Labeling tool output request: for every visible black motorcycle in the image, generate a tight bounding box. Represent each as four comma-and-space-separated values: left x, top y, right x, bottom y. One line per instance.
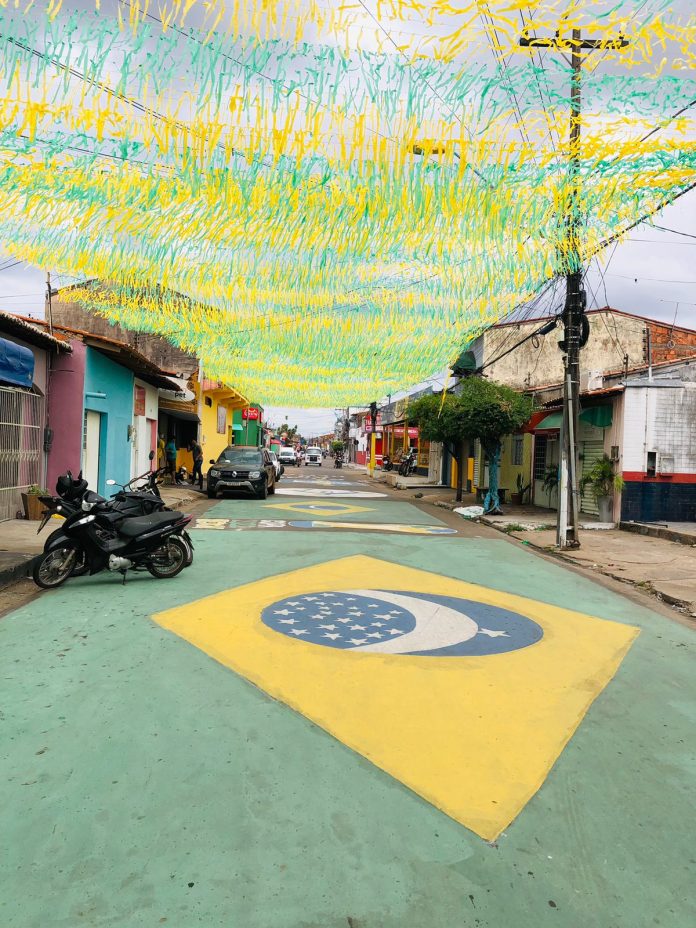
334, 454, 343, 469
398, 449, 417, 477
38, 464, 193, 569
33, 501, 193, 589
382, 453, 393, 472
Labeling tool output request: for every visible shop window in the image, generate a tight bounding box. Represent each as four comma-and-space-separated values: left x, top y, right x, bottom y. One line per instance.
533, 436, 547, 480
512, 435, 524, 466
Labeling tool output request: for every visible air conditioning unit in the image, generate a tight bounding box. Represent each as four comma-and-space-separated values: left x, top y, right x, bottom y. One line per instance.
580, 369, 604, 392
658, 453, 674, 476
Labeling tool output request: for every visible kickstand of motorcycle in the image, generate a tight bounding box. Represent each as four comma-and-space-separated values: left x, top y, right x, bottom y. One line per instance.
120, 569, 128, 585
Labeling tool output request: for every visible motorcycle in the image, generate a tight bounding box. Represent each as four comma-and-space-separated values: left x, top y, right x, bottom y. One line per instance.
33, 500, 193, 589
37, 461, 193, 572
334, 454, 343, 469
382, 453, 393, 472
398, 449, 417, 477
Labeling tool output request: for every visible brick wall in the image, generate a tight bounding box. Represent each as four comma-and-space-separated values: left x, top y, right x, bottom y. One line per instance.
51, 296, 198, 377
647, 319, 696, 364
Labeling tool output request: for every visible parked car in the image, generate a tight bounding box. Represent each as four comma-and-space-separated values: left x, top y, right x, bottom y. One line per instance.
278, 447, 298, 468
269, 451, 283, 481
305, 446, 322, 466
207, 446, 276, 499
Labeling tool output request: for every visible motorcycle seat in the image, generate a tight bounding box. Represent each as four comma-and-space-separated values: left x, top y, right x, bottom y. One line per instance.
117, 512, 182, 537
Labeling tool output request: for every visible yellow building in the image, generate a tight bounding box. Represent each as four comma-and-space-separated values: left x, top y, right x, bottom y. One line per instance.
197, 378, 248, 465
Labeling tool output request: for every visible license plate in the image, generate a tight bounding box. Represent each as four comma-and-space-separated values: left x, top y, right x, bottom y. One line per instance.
223, 481, 245, 487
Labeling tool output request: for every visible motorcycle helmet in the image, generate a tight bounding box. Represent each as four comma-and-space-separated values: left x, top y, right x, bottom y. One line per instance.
56, 471, 88, 500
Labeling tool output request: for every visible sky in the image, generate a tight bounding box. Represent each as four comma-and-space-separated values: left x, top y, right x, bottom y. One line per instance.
1, 0, 694, 434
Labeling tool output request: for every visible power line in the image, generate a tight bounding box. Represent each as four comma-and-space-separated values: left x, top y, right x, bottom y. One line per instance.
648, 223, 696, 241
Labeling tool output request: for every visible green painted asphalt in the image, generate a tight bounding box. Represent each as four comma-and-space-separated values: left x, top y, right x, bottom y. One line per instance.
207, 496, 447, 525
1, 526, 694, 928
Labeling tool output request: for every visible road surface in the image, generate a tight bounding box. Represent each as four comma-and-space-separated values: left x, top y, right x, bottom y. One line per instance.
1, 467, 694, 927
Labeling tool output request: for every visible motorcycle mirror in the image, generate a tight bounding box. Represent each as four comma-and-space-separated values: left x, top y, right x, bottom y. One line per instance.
149, 450, 155, 460
209, 459, 215, 465
106, 479, 117, 486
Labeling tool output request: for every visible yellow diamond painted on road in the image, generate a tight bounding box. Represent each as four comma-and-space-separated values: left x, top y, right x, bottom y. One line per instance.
268, 501, 374, 517
153, 556, 639, 841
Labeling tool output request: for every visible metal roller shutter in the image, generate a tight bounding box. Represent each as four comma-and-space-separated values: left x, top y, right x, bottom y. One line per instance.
580, 440, 604, 516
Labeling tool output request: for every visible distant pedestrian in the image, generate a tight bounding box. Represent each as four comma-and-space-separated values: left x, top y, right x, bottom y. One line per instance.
165, 436, 178, 484
157, 433, 166, 469
188, 439, 204, 489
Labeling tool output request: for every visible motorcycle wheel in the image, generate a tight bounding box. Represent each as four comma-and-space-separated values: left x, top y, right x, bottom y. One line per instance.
33, 544, 79, 589
147, 536, 188, 579
178, 534, 194, 566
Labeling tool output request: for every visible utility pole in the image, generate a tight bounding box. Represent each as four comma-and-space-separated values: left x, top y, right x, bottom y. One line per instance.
519, 28, 627, 549
45, 271, 54, 336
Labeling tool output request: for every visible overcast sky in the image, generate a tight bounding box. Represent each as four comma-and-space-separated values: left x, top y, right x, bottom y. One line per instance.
1, 0, 694, 435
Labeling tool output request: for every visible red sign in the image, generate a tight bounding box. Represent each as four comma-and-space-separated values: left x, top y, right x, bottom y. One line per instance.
391, 427, 419, 438
242, 407, 260, 420
134, 386, 146, 417
365, 413, 382, 432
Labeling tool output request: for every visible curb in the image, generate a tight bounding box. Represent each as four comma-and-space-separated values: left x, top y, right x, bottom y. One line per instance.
620, 521, 696, 548
476, 516, 696, 616
0, 553, 40, 590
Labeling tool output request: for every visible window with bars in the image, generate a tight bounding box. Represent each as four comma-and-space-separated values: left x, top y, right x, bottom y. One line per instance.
512, 434, 524, 466
533, 435, 547, 480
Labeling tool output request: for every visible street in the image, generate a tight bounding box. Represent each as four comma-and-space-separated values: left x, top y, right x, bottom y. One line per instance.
1, 467, 693, 928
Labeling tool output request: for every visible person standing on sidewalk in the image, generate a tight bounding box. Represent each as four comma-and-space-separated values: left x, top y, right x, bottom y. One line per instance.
188, 439, 204, 489
165, 436, 179, 484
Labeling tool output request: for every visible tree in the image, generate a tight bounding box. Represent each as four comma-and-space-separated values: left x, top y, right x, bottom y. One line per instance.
408, 393, 471, 502
409, 379, 533, 510
276, 422, 300, 444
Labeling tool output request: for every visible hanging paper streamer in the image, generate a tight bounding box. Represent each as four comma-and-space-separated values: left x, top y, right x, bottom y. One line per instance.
0, 1, 694, 404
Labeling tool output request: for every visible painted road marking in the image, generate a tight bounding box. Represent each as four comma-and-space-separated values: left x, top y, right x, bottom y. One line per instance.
154, 555, 639, 842
191, 518, 455, 535
288, 520, 457, 535
262, 590, 541, 655
268, 501, 375, 516
275, 487, 386, 498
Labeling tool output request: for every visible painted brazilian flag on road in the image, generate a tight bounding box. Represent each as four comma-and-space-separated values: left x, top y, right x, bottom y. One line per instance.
155, 556, 638, 840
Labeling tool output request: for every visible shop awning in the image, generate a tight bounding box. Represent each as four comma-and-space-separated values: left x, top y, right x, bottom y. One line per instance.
580, 405, 613, 428
535, 411, 563, 430
160, 407, 200, 423
0, 337, 34, 388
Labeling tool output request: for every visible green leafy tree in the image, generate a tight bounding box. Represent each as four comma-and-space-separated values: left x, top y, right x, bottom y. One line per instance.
408, 393, 471, 502
276, 422, 300, 444
409, 380, 533, 510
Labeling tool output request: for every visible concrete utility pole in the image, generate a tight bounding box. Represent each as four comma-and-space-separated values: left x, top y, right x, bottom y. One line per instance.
45, 271, 54, 336
519, 28, 627, 549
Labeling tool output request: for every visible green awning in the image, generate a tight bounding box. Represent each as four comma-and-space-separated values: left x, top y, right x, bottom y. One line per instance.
580, 405, 612, 428
536, 411, 563, 430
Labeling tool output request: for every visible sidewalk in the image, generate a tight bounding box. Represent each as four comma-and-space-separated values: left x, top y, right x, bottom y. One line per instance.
0, 483, 202, 590
392, 484, 696, 615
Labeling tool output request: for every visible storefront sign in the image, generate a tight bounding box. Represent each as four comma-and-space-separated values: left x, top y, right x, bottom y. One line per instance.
365, 413, 382, 432
242, 407, 260, 420
133, 386, 146, 417
390, 426, 419, 438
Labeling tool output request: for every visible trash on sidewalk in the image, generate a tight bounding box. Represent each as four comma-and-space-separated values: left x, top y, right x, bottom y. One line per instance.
454, 505, 485, 520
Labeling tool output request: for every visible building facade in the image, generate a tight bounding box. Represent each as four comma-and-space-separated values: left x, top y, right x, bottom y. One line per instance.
0, 312, 71, 521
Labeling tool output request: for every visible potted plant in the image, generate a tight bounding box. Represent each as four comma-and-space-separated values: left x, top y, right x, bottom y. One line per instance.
542, 465, 559, 509
510, 472, 531, 505
580, 454, 624, 523
21, 485, 50, 521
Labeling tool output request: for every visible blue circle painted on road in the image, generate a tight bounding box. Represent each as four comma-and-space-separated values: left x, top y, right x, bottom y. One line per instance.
261, 590, 543, 656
